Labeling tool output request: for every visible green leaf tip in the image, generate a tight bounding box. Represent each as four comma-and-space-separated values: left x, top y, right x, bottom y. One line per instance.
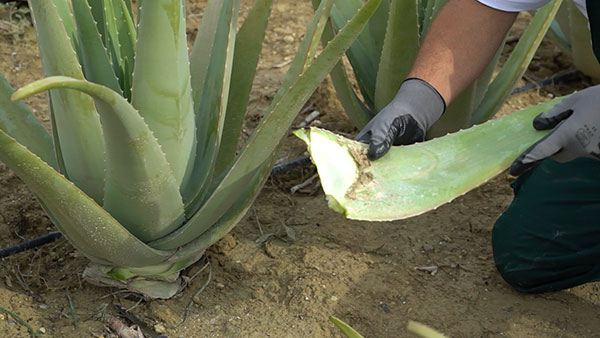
407, 321, 448, 338
11, 76, 80, 102
329, 315, 364, 338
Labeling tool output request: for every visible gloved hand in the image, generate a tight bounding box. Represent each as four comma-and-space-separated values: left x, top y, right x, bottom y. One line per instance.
510, 85, 600, 176
356, 78, 446, 160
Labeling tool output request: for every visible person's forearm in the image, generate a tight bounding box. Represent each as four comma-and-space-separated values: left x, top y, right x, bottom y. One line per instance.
407, 0, 517, 104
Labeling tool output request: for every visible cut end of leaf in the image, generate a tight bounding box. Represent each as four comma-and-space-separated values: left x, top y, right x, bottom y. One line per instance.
293, 128, 358, 211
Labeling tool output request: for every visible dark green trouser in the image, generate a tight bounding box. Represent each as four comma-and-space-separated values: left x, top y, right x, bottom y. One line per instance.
492, 158, 600, 293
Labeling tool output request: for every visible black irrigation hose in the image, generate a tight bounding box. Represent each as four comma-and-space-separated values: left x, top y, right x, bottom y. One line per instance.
270, 155, 312, 175
0, 231, 61, 258
0, 71, 584, 258
510, 70, 581, 95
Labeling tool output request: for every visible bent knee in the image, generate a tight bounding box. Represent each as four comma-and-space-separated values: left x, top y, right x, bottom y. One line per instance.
492, 225, 600, 293
493, 255, 540, 293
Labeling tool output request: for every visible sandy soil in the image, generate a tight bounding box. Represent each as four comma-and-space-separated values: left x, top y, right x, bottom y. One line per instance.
0, 1, 599, 337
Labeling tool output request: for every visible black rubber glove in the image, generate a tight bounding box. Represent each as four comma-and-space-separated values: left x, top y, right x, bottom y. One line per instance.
510, 85, 600, 176
356, 78, 446, 160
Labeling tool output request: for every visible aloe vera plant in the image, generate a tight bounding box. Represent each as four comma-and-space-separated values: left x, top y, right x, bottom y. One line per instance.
549, 0, 600, 79
0, 0, 381, 298
296, 97, 566, 221
317, 0, 563, 134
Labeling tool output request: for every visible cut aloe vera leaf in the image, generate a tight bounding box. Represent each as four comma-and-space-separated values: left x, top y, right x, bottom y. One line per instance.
295, 97, 565, 221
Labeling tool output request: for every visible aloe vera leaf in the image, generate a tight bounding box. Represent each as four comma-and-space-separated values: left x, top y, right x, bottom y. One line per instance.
121, 0, 135, 21
114, 0, 137, 98
88, 0, 106, 40
0, 128, 174, 267
72, 0, 122, 94
421, 0, 448, 37
14, 76, 185, 243
367, 0, 389, 64
102, 0, 136, 98
214, 0, 274, 176
547, 1, 572, 55
296, 97, 566, 221
29, 0, 106, 204
0, 74, 56, 168
102, 0, 121, 72
189, 0, 225, 106
34, 199, 111, 266
118, 0, 137, 51
83, 263, 185, 299
547, 21, 572, 54
471, 0, 563, 124
330, 6, 376, 107
274, 0, 335, 101
374, 0, 419, 112
131, 0, 196, 186
333, 0, 379, 63
566, 2, 600, 79
52, 0, 80, 57
184, 0, 329, 212
313, 0, 374, 128
407, 321, 448, 338
554, 0, 600, 79
329, 61, 374, 129
185, 0, 333, 216
313, 0, 383, 109
181, 0, 239, 210
106, 250, 202, 280
329, 316, 364, 338
84, 253, 200, 298
420, 0, 436, 35
151, 157, 262, 249
150, 0, 382, 250
166, 157, 272, 261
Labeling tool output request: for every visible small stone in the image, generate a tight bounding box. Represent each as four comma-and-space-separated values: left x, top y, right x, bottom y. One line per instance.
216, 283, 225, 289
324, 242, 340, 249
154, 324, 166, 334
331, 296, 338, 302
283, 35, 294, 43
421, 244, 434, 252
39, 327, 46, 334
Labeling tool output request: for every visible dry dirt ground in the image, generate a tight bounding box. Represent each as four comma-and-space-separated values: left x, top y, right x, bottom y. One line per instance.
0, 1, 599, 337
